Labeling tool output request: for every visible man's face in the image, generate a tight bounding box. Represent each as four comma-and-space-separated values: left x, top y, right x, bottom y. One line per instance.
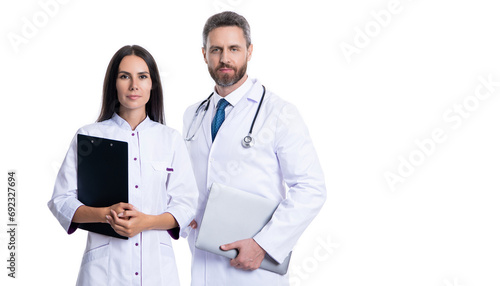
203, 26, 253, 87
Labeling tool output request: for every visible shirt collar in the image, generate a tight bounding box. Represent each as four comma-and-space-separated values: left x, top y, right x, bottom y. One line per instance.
212, 76, 253, 109
111, 113, 153, 132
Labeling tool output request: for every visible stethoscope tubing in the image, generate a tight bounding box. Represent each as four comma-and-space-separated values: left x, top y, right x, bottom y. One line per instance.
185, 85, 266, 148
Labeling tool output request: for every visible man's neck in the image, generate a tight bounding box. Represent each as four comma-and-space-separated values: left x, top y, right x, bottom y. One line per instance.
215, 74, 248, 97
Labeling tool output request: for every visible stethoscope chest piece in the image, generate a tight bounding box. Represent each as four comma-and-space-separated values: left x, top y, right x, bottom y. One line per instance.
241, 135, 255, 148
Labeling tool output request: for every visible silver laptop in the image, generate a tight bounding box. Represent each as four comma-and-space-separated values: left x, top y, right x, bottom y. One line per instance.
195, 182, 292, 275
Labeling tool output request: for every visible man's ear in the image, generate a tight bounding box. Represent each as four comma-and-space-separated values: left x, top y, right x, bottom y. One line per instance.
247, 44, 253, 61
202, 47, 208, 64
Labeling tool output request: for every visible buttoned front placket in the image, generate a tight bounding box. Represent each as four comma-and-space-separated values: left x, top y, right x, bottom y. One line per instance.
129, 130, 143, 285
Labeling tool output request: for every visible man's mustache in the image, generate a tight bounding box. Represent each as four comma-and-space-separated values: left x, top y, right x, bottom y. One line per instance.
216, 64, 236, 70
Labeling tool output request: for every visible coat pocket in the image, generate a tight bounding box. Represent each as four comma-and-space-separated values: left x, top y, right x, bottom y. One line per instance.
159, 232, 180, 285
76, 233, 110, 285
151, 160, 173, 173
149, 160, 174, 206
77, 239, 110, 286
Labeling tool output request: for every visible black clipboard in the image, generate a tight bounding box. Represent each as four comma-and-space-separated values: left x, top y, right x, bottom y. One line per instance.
77, 134, 129, 239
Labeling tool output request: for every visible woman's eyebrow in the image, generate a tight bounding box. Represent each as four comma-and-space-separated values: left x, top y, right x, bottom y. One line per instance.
118, 71, 150, 74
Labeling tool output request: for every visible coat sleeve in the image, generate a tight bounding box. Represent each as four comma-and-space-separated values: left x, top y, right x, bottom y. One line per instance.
253, 102, 327, 263
163, 131, 199, 239
47, 130, 85, 234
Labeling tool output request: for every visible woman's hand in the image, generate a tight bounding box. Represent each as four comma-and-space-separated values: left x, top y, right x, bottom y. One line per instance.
105, 207, 179, 238
108, 202, 136, 220
72, 202, 135, 224
106, 208, 151, 238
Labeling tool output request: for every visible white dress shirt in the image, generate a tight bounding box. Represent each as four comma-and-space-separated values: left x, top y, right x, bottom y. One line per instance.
48, 113, 198, 286
211, 75, 253, 120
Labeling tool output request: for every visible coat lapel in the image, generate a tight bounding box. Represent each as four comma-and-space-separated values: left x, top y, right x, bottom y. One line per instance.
201, 98, 214, 149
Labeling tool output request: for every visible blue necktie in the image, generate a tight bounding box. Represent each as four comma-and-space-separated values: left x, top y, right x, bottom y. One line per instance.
211, 98, 230, 141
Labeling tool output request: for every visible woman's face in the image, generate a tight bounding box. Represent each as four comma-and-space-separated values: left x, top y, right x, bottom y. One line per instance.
116, 55, 152, 115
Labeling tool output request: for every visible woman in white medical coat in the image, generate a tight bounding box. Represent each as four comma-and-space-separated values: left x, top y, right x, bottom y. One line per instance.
48, 45, 198, 286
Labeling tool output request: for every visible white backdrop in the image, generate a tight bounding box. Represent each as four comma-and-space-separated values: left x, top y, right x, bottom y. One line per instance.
1, 0, 500, 285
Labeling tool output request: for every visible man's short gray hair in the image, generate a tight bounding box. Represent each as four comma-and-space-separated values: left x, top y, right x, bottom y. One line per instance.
202, 11, 251, 49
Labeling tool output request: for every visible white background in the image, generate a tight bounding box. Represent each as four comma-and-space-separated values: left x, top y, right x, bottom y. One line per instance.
1, 0, 500, 285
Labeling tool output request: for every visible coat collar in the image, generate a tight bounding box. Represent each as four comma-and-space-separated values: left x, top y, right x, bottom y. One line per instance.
111, 113, 154, 132
246, 79, 265, 103
212, 76, 253, 109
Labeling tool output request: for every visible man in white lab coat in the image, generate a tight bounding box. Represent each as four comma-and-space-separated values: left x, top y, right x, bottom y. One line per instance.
183, 11, 327, 286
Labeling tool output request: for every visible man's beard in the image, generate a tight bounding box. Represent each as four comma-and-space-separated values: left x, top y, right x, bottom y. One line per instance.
208, 62, 247, 87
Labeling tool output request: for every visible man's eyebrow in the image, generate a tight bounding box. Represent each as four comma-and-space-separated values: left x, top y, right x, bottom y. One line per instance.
209, 44, 242, 49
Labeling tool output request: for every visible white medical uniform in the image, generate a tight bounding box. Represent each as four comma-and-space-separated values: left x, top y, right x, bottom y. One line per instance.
48, 113, 198, 286
183, 78, 327, 286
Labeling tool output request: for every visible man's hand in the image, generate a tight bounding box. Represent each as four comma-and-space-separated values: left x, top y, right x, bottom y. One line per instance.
189, 219, 198, 229
220, 238, 266, 271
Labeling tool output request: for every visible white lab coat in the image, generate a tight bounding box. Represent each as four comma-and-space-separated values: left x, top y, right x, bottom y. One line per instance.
183, 78, 327, 286
48, 114, 198, 286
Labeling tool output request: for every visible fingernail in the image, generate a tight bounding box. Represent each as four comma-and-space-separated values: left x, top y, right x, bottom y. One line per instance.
106, 215, 111, 220
118, 212, 123, 217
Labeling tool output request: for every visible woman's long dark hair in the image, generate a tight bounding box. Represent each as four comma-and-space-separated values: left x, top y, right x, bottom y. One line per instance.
97, 45, 165, 124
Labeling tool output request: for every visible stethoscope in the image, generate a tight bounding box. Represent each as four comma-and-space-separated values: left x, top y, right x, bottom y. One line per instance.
185, 85, 266, 148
